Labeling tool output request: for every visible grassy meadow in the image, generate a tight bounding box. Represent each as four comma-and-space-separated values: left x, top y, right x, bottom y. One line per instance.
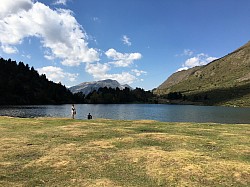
0, 116, 249, 186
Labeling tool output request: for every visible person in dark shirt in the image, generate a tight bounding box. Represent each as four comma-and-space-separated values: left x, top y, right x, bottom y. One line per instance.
87, 113, 92, 120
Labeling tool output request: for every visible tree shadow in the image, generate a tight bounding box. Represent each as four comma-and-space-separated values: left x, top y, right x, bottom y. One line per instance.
187, 82, 250, 106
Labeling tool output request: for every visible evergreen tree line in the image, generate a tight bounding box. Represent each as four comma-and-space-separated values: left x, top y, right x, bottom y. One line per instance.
0, 58, 75, 105
0, 58, 155, 105
74, 87, 155, 104
159, 92, 185, 100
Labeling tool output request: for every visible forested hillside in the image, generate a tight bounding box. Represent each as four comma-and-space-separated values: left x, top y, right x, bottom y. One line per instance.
154, 41, 250, 107
0, 58, 155, 105
0, 58, 75, 105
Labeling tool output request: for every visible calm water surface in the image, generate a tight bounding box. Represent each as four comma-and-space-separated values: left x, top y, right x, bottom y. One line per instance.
0, 104, 249, 124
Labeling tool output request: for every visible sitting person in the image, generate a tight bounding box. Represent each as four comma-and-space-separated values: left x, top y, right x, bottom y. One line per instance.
87, 113, 92, 120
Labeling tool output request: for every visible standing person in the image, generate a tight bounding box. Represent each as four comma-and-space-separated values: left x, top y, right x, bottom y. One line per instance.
71, 104, 76, 119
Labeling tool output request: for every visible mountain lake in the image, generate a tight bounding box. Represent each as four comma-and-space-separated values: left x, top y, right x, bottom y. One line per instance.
0, 104, 249, 124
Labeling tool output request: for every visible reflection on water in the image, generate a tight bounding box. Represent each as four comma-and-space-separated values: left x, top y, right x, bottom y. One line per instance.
0, 104, 249, 124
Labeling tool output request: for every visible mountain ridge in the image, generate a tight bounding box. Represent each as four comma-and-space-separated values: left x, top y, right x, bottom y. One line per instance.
154, 41, 250, 106
69, 79, 132, 95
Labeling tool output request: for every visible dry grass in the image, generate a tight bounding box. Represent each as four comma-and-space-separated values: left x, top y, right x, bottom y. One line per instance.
0, 116, 249, 186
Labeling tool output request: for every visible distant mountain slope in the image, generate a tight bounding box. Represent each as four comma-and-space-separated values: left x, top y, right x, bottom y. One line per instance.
156, 66, 202, 94
155, 41, 250, 106
69, 79, 132, 95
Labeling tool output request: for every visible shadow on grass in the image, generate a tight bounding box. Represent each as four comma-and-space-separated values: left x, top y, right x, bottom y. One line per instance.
187, 82, 250, 105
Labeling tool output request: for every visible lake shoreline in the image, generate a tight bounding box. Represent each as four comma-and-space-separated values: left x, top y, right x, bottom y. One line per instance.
0, 116, 249, 125
0, 104, 250, 124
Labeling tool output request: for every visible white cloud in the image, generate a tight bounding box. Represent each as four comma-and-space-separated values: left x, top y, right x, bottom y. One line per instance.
185, 57, 201, 67
0, 0, 146, 86
175, 49, 194, 57
177, 53, 217, 72
206, 56, 218, 62
183, 49, 194, 56
132, 69, 147, 76
105, 48, 142, 67
44, 55, 55, 61
0, 1, 99, 66
177, 67, 188, 72
0, 0, 33, 19
122, 35, 131, 46
37, 66, 78, 83
102, 72, 136, 85
53, 0, 68, 6
85, 49, 145, 84
99, 72, 137, 85
1, 45, 18, 54
85, 62, 111, 77
85, 62, 146, 85
21, 54, 31, 59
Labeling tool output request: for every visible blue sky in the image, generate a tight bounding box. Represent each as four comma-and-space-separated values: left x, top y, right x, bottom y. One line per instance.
1, 0, 250, 90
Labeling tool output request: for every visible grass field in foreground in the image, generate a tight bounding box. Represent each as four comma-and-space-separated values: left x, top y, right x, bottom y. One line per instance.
0, 117, 249, 187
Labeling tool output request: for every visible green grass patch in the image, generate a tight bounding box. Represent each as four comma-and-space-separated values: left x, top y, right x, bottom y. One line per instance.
0, 116, 249, 186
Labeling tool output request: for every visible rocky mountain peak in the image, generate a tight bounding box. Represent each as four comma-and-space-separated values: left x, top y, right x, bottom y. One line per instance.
69, 79, 133, 95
